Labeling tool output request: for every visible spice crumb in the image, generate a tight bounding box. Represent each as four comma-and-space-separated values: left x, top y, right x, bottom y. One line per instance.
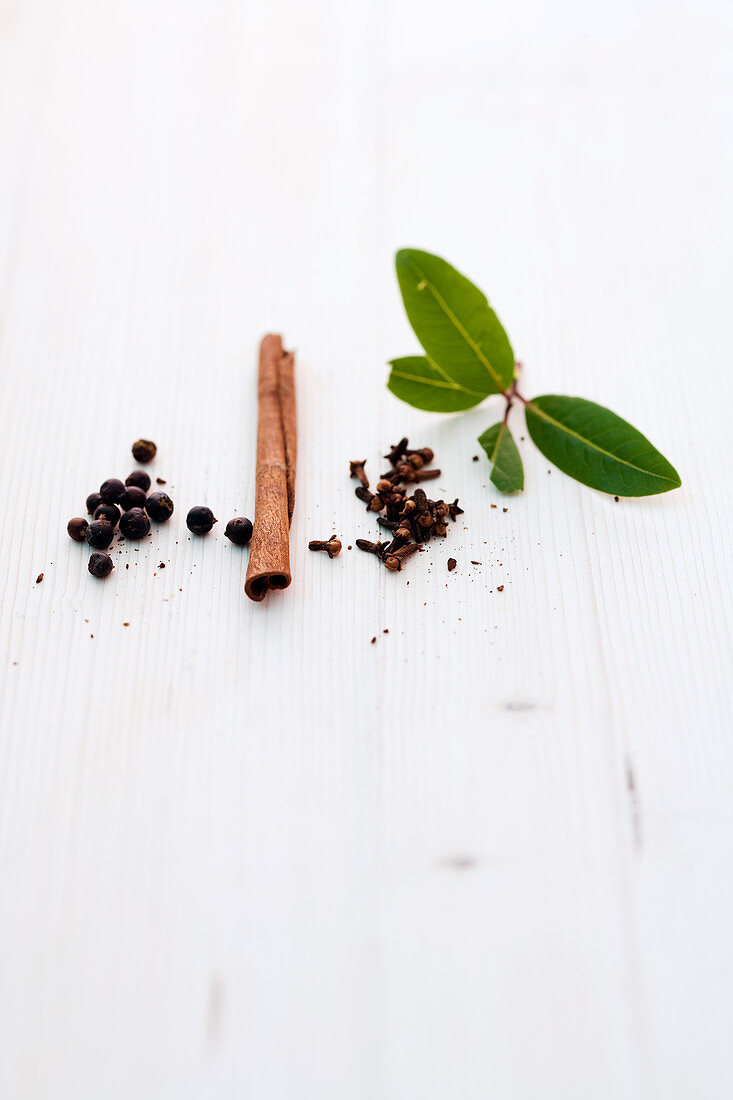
123, 622, 130, 627
614, 496, 619, 502
370, 636, 376, 644
470, 560, 481, 565
490, 504, 497, 509
503, 507, 508, 512
347, 545, 352, 550
496, 585, 504, 592
447, 558, 457, 572
35, 573, 44, 584
156, 477, 167, 485
383, 629, 389, 634
159, 562, 165, 569
472, 455, 479, 462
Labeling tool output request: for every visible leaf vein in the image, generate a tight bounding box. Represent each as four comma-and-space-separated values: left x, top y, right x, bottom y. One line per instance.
391, 370, 484, 396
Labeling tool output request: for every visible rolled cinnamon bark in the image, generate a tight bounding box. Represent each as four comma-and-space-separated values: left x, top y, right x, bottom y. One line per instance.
244, 335, 297, 602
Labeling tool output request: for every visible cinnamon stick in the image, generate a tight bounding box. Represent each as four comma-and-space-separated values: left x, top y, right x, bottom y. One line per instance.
244, 334, 297, 601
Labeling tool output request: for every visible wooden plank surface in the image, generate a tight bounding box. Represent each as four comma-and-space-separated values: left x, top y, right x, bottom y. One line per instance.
0, 1, 731, 1097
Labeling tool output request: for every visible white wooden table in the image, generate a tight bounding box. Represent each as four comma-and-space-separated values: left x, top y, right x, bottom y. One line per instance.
1, 2, 731, 1097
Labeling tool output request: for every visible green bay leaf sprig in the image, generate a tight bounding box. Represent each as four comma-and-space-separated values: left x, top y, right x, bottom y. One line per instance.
388, 248, 681, 498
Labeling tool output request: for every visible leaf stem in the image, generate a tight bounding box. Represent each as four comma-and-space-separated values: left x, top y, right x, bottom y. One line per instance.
502, 363, 528, 421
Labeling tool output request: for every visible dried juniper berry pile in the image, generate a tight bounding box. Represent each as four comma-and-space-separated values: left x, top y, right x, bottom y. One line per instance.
65, 437, 250, 586
67, 439, 173, 579
351, 437, 463, 572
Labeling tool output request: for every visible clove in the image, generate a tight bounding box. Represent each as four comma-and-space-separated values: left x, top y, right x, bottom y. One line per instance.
448, 498, 464, 521
354, 486, 376, 508
384, 437, 409, 465
384, 544, 422, 571
308, 537, 342, 559
349, 460, 369, 488
356, 539, 388, 558
349, 440, 463, 576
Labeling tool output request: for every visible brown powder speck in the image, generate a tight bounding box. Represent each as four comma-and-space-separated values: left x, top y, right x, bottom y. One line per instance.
490, 504, 497, 509
447, 558, 457, 572
503, 507, 508, 512
371, 636, 376, 644
470, 560, 481, 565
496, 585, 504, 592
123, 622, 130, 627
35, 573, 44, 584
347, 545, 352, 550
472, 455, 479, 461
383, 629, 389, 634
614, 496, 619, 502
156, 477, 167, 485
159, 562, 165, 569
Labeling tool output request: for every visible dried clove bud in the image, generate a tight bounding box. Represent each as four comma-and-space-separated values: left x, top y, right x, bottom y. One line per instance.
377, 517, 399, 532
355, 538, 388, 558
386, 528, 412, 552
448, 498, 464, 521
383, 544, 421, 571
384, 437, 409, 466
412, 488, 429, 513
309, 537, 342, 558
409, 446, 434, 465
349, 460, 369, 488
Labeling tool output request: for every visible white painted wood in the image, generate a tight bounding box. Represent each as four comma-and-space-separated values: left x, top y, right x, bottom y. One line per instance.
0, 1, 731, 1097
